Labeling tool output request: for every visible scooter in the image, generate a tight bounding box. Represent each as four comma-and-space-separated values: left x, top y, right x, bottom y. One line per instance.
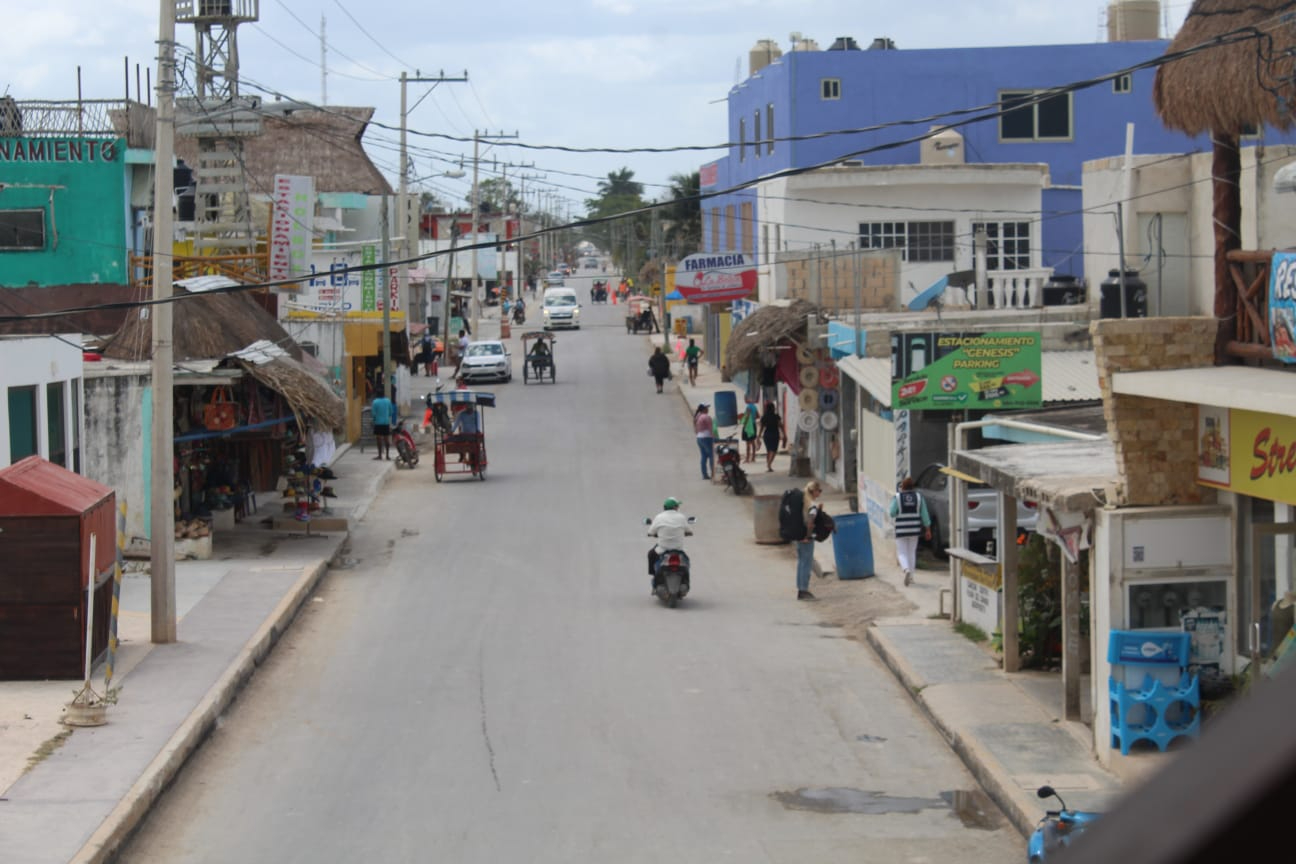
644, 515, 696, 608
393, 419, 419, 469
1027, 785, 1100, 862
512, 302, 526, 325
716, 438, 751, 495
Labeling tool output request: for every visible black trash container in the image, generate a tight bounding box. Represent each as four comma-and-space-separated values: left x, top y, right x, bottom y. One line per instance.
1100, 269, 1147, 319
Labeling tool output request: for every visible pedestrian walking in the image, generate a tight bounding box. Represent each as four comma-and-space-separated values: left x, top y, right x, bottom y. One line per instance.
694, 403, 715, 480
740, 395, 759, 463
889, 476, 932, 586
759, 401, 785, 472
684, 338, 703, 386
796, 480, 823, 600
370, 393, 395, 461
648, 346, 672, 393
453, 329, 469, 378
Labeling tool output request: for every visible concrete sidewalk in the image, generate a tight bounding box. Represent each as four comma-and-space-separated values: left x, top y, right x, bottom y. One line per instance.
661, 335, 1132, 838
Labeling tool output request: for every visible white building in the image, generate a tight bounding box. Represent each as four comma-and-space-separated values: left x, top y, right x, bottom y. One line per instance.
0, 335, 84, 471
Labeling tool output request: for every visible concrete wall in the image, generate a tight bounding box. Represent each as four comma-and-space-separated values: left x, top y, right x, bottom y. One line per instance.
0, 336, 84, 469
83, 370, 149, 542
1091, 317, 1218, 506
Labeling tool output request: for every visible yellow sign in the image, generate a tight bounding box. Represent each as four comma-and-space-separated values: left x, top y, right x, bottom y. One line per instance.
963, 560, 1003, 591
1198, 407, 1296, 505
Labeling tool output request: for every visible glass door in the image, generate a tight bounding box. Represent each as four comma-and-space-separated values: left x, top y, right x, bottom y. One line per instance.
1249, 514, 1296, 669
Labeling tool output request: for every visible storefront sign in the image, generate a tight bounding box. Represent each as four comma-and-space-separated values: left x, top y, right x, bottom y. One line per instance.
1268, 251, 1296, 364
268, 174, 313, 289
282, 249, 403, 321
1198, 406, 1296, 505
892, 332, 1042, 410
0, 137, 119, 164
961, 560, 1002, 635
674, 252, 757, 304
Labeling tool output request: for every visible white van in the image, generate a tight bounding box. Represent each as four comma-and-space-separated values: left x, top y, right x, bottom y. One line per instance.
542, 287, 581, 330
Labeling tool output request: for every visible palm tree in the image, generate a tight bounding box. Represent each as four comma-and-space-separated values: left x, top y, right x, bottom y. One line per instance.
662, 171, 701, 256
597, 168, 643, 199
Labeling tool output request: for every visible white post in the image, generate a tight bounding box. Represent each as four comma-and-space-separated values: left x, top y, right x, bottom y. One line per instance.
84, 533, 97, 684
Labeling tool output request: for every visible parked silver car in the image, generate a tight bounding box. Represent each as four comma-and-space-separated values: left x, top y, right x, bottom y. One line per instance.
913, 462, 1038, 556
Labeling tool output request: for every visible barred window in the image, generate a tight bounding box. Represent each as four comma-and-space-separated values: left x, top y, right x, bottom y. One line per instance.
859, 220, 954, 262
973, 221, 1031, 270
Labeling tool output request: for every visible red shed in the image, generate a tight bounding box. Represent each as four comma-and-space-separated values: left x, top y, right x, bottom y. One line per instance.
0, 456, 117, 679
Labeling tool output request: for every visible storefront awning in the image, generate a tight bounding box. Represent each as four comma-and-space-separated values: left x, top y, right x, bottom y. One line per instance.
1112, 365, 1296, 416
951, 439, 1120, 512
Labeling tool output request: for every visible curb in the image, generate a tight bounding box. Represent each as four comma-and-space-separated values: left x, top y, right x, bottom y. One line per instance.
70, 556, 336, 864
864, 623, 1036, 839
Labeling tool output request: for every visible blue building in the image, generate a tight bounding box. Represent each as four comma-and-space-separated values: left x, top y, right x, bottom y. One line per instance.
702, 34, 1289, 285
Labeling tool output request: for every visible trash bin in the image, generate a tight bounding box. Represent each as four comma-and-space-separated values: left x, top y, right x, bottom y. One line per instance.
832, 513, 875, 580
753, 494, 785, 544
714, 390, 737, 427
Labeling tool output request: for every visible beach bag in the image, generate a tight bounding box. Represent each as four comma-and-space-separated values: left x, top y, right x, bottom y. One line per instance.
778, 488, 806, 541
203, 386, 237, 431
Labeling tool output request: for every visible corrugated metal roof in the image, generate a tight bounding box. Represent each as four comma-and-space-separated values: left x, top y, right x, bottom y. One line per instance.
836, 350, 1101, 409
0, 456, 113, 517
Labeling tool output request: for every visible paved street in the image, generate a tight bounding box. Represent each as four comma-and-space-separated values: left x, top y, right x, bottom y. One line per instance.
115, 292, 1021, 863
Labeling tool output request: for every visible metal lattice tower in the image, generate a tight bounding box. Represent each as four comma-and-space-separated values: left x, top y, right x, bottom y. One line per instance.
175, 1, 262, 255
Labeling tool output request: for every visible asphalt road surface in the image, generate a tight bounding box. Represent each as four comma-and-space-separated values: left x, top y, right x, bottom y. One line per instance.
117, 281, 1022, 863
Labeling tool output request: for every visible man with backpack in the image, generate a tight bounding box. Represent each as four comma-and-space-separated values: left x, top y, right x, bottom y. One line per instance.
779, 480, 825, 600
890, 476, 932, 586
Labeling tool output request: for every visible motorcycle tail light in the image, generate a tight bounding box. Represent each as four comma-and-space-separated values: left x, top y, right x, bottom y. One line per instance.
666, 554, 682, 567
966, 501, 981, 511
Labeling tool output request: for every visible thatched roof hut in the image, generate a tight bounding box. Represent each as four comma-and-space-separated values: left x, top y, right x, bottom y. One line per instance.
100, 286, 345, 429
1151, 2, 1296, 361
725, 300, 820, 372
1154, 2, 1296, 135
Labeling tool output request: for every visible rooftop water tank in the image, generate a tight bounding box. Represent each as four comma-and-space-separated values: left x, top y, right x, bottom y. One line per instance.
1107, 0, 1160, 42
829, 37, 861, 51
749, 39, 783, 76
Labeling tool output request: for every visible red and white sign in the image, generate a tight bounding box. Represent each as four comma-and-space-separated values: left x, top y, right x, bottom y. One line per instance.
674, 252, 757, 304
269, 174, 314, 291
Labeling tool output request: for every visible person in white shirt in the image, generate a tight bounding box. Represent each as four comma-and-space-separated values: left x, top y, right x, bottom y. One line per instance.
647, 496, 691, 594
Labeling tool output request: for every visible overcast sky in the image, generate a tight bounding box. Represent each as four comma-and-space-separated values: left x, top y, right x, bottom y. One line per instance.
2, 1, 1192, 213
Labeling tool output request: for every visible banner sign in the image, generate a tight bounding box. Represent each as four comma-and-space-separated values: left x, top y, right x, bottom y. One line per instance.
674, 252, 757, 304
1197, 406, 1296, 505
891, 332, 1042, 410
282, 249, 403, 321
1269, 251, 1296, 364
268, 174, 314, 290
961, 560, 1002, 635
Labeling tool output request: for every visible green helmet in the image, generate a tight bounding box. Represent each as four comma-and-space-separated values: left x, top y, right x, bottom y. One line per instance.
663, 497, 681, 510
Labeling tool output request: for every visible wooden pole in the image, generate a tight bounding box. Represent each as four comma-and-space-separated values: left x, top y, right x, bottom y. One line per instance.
1062, 553, 1082, 720
1212, 133, 1242, 363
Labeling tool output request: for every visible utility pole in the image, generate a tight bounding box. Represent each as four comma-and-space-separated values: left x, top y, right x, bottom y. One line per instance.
516, 172, 543, 297
149, 0, 177, 643
320, 15, 326, 106
469, 130, 519, 337
398, 71, 467, 351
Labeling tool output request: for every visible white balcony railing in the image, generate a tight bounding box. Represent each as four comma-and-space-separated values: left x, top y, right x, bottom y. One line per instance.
961, 268, 1053, 309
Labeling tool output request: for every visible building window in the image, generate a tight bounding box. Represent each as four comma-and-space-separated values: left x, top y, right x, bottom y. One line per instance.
724, 205, 736, 251
973, 221, 1032, 270
762, 223, 769, 260
1000, 90, 1073, 141
1241, 122, 1261, 139
7, 385, 38, 463
859, 220, 955, 263
767, 104, 775, 154
1113, 74, 1132, 94
711, 208, 721, 253
0, 209, 46, 250
753, 109, 761, 159
821, 78, 841, 100
740, 202, 754, 254
46, 381, 66, 467
739, 117, 746, 162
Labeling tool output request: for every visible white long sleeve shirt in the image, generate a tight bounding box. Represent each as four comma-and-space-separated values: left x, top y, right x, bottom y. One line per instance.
648, 510, 690, 552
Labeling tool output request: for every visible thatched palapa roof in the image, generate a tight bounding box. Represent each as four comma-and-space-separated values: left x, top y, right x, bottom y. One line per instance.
174, 105, 392, 196
100, 283, 345, 429
1154, 1, 1296, 135
725, 300, 820, 371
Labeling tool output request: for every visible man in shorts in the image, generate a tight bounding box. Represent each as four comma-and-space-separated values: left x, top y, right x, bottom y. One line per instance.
370, 392, 395, 460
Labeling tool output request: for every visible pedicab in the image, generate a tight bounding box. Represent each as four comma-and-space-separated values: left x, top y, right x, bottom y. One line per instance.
521, 330, 556, 384
424, 390, 496, 481
591, 280, 609, 303
625, 295, 658, 334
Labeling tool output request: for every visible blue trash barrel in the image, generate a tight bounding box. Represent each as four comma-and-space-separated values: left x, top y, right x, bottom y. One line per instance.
832, 513, 875, 580
713, 390, 738, 427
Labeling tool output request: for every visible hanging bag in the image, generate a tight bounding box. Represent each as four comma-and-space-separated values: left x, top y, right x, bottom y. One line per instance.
203, 386, 238, 431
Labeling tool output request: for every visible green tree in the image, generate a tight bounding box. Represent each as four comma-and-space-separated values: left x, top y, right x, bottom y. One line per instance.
662, 171, 701, 257
585, 167, 649, 276
468, 177, 520, 214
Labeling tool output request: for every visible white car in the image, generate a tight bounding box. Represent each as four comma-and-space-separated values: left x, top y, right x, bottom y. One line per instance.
542, 288, 581, 330
459, 340, 512, 383
544, 270, 566, 287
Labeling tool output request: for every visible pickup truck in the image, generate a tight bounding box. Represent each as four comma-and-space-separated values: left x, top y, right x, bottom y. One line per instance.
913, 462, 1038, 556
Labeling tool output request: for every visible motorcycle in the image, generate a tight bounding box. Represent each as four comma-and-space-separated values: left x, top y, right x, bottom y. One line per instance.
512, 302, 526, 325
393, 419, 420, 469
716, 438, 751, 495
1027, 785, 1100, 862
644, 514, 696, 608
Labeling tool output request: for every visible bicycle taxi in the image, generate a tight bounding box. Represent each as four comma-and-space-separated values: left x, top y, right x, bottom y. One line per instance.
521, 330, 556, 384
424, 390, 496, 481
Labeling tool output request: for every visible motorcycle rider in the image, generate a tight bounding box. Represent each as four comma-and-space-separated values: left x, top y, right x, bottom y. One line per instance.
512, 296, 526, 324
647, 496, 691, 595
